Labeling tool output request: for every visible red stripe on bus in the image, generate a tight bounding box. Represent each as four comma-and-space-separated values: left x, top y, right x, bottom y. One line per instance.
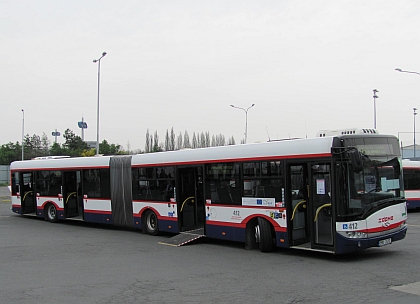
131, 153, 332, 168
207, 218, 287, 232
205, 203, 286, 210
84, 210, 112, 214
367, 221, 404, 233
11, 165, 110, 172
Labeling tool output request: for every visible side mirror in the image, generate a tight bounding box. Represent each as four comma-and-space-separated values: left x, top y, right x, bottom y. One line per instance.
349, 150, 363, 173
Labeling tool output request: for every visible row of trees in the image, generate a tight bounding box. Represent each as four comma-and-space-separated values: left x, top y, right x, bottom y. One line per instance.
0, 128, 237, 165
144, 128, 236, 153
0, 129, 123, 165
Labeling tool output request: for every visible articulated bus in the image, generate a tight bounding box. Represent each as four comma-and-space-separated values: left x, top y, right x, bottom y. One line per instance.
10, 131, 407, 254
402, 159, 420, 210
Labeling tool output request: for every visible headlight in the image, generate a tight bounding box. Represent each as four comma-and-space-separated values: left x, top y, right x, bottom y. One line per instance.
346, 231, 366, 238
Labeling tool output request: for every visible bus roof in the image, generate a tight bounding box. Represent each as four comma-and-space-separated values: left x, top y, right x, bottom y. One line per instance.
402, 159, 420, 168
11, 137, 337, 171
9, 134, 399, 171
317, 128, 379, 137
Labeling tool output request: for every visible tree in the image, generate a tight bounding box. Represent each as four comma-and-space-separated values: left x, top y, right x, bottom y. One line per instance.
99, 139, 122, 155
211, 135, 216, 147
164, 129, 170, 151
170, 127, 176, 151
99, 140, 112, 155
31, 134, 42, 158
41, 133, 50, 156
145, 129, 150, 153
205, 131, 211, 147
50, 142, 65, 156
63, 129, 88, 156
176, 132, 183, 150
192, 132, 198, 149
81, 148, 96, 157
183, 130, 191, 148
0, 142, 21, 165
151, 131, 162, 152
200, 132, 206, 148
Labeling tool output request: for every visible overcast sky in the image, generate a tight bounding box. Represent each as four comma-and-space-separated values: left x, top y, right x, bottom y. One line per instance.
1, 0, 420, 151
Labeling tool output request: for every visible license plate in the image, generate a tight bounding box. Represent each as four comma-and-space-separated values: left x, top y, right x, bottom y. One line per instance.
378, 238, 392, 246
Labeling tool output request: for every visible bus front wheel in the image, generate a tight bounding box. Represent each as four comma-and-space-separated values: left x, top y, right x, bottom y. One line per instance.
46, 204, 58, 223
256, 217, 274, 252
144, 210, 159, 236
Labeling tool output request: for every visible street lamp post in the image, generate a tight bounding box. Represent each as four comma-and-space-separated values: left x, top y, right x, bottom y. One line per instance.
21, 109, 24, 160
414, 108, 418, 159
395, 68, 420, 76
230, 104, 255, 144
373, 89, 379, 129
395, 68, 420, 159
93, 52, 107, 155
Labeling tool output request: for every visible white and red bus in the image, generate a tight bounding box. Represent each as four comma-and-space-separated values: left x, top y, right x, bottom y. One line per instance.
10, 132, 407, 254
402, 159, 420, 210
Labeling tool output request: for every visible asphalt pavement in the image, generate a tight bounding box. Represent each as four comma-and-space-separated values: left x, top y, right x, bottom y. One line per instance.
0, 186, 10, 202
1, 186, 420, 303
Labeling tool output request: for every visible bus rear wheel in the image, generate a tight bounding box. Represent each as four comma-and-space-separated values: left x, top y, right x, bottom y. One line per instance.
145, 210, 159, 235
46, 204, 58, 223
256, 217, 274, 252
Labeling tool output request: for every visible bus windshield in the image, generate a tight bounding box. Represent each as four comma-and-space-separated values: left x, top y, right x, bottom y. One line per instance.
336, 136, 404, 220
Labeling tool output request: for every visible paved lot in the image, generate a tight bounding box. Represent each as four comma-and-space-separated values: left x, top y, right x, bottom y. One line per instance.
1, 187, 420, 303
0, 185, 10, 200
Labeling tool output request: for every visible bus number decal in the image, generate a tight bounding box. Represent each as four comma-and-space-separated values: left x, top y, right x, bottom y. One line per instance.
342, 222, 358, 230
231, 210, 242, 221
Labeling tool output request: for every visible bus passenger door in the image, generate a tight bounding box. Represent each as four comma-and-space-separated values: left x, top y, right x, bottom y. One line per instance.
20, 172, 36, 214
310, 164, 333, 246
288, 165, 309, 245
63, 171, 81, 218
177, 166, 205, 232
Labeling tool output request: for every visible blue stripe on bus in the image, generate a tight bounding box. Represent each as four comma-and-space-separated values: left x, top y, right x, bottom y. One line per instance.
84, 212, 113, 224
133, 216, 179, 233
407, 199, 420, 210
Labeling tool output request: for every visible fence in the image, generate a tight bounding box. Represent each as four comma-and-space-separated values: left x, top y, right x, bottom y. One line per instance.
0, 165, 10, 184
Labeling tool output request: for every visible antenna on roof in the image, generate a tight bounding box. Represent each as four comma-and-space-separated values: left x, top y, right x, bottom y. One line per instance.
266, 127, 271, 141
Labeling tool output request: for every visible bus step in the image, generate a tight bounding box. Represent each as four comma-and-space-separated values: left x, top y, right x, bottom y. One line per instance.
159, 228, 205, 247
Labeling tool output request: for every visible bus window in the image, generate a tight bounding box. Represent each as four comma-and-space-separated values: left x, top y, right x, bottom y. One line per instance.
36, 170, 62, 196
132, 166, 175, 201
11, 173, 20, 195
243, 161, 283, 202
205, 163, 240, 205
83, 169, 110, 198
404, 170, 420, 190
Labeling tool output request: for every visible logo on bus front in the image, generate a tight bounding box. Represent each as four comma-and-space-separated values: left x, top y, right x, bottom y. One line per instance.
378, 216, 393, 227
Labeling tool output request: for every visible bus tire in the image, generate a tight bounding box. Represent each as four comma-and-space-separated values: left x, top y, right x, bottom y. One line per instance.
46, 203, 58, 223
145, 210, 159, 236
245, 219, 258, 250
257, 217, 274, 252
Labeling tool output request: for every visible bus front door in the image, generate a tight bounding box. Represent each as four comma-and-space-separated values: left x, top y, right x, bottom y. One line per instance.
310, 163, 333, 247
177, 166, 205, 232
20, 172, 36, 214
289, 163, 334, 250
63, 171, 81, 218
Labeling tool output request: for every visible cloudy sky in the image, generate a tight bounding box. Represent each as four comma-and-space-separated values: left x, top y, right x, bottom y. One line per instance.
1, 0, 420, 151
